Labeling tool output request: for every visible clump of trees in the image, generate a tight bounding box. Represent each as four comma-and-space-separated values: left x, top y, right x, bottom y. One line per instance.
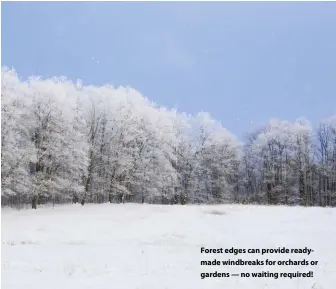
240, 119, 336, 206
1, 67, 335, 208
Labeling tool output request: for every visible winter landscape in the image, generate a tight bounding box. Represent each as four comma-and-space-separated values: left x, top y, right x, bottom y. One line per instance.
2, 2, 336, 289
1, 67, 336, 289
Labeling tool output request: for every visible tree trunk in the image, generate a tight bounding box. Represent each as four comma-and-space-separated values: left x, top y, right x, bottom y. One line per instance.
180, 193, 186, 205
32, 197, 37, 209
73, 194, 78, 204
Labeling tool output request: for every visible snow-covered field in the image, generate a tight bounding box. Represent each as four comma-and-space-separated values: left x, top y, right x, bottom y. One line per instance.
2, 204, 336, 289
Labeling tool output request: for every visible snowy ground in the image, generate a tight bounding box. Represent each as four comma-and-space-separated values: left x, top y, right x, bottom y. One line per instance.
2, 204, 336, 289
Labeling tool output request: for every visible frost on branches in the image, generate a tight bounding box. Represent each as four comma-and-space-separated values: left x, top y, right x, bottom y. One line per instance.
1, 68, 335, 208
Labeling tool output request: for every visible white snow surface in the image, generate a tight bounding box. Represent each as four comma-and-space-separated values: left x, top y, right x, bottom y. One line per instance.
2, 204, 336, 289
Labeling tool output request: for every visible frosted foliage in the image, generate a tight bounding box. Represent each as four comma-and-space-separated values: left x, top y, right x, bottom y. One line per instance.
1, 67, 335, 207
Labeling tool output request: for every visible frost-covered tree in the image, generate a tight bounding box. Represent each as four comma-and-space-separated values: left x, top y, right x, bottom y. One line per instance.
1, 68, 34, 206
185, 112, 241, 204
26, 76, 89, 208
315, 117, 336, 206
241, 119, 325, 206
2, 69, 88, 208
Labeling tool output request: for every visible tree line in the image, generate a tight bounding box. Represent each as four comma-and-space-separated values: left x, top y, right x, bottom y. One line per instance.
1, 67, 335, 208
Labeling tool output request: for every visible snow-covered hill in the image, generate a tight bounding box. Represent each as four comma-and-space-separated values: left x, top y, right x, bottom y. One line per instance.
2, 204, 336, 289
